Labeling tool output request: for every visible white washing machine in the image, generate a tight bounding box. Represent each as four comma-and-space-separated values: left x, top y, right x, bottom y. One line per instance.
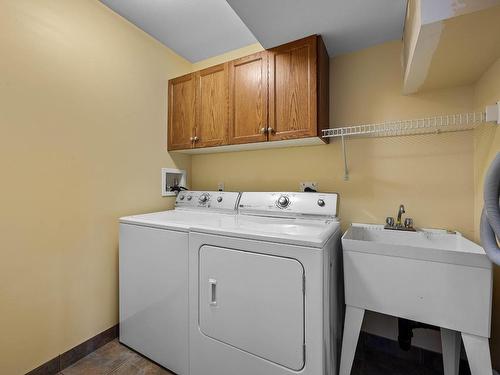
189, 192, 343, 375
119, 191, 240, 374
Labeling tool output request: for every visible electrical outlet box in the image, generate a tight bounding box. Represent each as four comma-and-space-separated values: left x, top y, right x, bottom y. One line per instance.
485, 102, 500, 124
299, 181, 318, 192
161, 168, 187, 197
217, 182, 225, 191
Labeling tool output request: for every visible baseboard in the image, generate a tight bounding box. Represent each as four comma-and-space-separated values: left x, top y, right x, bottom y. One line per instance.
26, 325, 118, 375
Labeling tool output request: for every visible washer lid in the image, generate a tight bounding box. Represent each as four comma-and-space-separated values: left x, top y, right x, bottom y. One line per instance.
193, 214, 341, 248
120, 191, 240, 231
119, 210, 234, 232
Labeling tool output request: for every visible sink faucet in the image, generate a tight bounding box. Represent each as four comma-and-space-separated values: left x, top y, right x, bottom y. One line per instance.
396, 204, 405, 227
385, 204, 416, 231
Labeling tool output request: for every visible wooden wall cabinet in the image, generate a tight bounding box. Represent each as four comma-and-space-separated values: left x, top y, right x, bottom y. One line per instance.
168, 73, 195, 151
269, 35, 330, 142
229, 52, 269, 145
268, 35, 318, 141
168, 64, 229, 150
168, 35, 329, 152
195, 63, 229, 148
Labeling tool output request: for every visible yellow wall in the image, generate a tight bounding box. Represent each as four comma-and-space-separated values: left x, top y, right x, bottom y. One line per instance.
0, 1, 192, 374
192, 43, 264, 71
420, 5, 500, 92
473, 56, 500, 369
403, 2, 500, 94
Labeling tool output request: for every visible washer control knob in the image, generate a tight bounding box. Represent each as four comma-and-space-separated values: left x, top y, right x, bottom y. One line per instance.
199, 193, 209, 203
179, 195, 185, 200
217, 196, 223, 203
187, 195, 192, 201
277, 195, 290, 208
317, 199, 325, 207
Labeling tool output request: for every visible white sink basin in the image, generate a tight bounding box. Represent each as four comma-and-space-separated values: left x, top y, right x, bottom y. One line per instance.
340, 224, 494, 375
342, 224, 491, 269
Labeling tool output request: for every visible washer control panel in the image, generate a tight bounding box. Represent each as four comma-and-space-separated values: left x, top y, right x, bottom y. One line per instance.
175, 191, 240, 212
239, 192, 339, 218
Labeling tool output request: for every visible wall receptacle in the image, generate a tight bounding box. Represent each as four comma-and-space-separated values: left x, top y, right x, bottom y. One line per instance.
485, 101, 500, 124
217, 182, 225, 191
299, 181, 318, 192
161, 168, 187, 197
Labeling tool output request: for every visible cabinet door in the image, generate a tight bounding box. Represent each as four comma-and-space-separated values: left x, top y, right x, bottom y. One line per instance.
228, 52, 269, 144
168, 73, 195, 150
269, 35, 317, 141
195, 64, 229, 148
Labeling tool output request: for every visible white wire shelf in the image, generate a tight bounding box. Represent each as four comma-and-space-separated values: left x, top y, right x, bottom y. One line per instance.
322, 103, 499, 181
322, 111, 486, 139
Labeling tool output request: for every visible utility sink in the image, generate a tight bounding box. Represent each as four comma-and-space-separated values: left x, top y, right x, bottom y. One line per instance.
340, 224, 494, 375
341, 223, 493, 351
342, 224, 491, 269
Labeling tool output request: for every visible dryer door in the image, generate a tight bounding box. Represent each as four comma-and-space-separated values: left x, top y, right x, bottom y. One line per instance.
199, 245, 305, 370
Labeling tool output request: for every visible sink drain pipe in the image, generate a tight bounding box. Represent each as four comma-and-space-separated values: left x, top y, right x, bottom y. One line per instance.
398, 318, 439, 351
481, 152, 500, 266
398, 318, 499, 375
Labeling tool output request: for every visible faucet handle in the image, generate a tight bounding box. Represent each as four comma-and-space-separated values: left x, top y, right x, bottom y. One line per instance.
404, 218, 414, 228
386, 217, 395, 227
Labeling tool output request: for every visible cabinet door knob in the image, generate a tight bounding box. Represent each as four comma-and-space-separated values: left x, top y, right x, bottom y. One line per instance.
267, 127, 275, 134
190, 137, 194, 141
260, 127, 267, 134
194, 136, 199, 142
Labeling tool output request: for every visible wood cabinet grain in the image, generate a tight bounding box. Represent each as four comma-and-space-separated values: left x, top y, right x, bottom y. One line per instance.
268, 35, 322, 142
167, 35, 329, 152
195, 63, 229, 148
168, 73, 196, 151
229, 52, 269, 145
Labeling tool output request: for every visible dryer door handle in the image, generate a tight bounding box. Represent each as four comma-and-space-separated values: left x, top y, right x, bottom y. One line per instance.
209, 278, 217, 306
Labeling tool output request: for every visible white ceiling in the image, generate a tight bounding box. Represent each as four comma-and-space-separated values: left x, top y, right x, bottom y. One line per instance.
100, 0, 408, 62
99, 0, 257, 62
226, 0, 408, 56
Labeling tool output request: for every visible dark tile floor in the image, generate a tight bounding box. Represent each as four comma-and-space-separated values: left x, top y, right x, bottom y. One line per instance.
59, 339, 469, 375
58, 340, 172, 375
352, 348, 471, 375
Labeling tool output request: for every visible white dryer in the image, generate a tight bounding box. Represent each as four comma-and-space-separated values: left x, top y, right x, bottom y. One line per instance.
119, 191, 240, 375
188, 192, 343, 375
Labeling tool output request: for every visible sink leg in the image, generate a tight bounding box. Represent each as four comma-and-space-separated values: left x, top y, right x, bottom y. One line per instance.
461, 332, 493, 375
339, 305, 365, 375
441, 328, 461, 375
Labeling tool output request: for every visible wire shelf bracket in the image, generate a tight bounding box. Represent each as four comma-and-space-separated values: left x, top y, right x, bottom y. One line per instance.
322, 102, 500, 180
